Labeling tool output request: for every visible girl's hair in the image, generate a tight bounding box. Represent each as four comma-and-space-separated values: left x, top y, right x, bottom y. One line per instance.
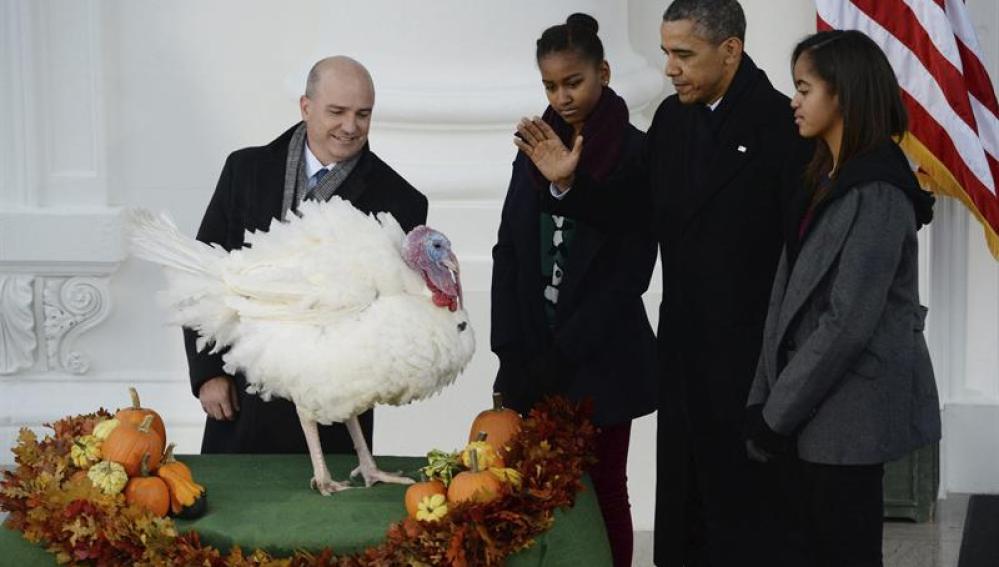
793, 30, 908, 190
536, 13, 604, 65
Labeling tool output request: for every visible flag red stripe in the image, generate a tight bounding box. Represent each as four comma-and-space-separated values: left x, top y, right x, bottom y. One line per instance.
955, 38, 999, 116
904, 89, 999, 226
849, 0, 978, 132
818, 5, 999, 242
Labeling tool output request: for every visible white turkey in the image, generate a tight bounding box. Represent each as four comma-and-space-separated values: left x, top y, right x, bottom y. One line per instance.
127, 197, 475, 495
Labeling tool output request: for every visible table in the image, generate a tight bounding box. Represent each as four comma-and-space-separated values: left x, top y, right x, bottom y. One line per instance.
1, 454, 612, 566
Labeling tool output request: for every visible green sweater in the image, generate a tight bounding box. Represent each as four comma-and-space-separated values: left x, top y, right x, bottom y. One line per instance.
540, 212, 576, 326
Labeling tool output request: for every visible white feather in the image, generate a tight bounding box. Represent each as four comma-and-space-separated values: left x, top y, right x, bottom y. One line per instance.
127, 197, 475, 423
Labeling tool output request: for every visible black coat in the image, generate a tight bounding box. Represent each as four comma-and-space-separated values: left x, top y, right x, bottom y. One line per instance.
650, 58, 812, 567
491, 124, 659, 428
185, 123, 428, 454
550, 56, 812, 565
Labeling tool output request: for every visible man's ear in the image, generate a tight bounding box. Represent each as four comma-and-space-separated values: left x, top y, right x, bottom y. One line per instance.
722, 37, 744, 66
299, 95, 310, 120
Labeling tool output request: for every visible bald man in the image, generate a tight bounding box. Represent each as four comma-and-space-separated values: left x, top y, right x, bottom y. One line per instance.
185, 56, 428, 454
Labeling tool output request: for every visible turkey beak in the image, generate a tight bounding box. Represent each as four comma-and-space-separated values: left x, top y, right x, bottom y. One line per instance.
442, 252, 463, 308
442, 254, 458, 274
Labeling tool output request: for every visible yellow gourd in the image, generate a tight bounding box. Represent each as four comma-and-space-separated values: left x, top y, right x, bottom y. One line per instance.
87, 460, 128, 495
157, 443, 207, 517
70, 435, 101, 469
416, 494, 448, 522
461, 431, 504, 470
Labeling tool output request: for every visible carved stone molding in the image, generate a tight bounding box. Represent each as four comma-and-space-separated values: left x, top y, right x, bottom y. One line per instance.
0, 275, 36, 374
0, 206, 122, 376
42, 276, 111, 375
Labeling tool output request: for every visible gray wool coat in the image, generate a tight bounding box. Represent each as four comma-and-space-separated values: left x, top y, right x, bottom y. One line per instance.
748, 181, 941, 465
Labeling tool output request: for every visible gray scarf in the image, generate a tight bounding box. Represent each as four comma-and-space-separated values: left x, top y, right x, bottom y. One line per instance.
281, 123, 361, 220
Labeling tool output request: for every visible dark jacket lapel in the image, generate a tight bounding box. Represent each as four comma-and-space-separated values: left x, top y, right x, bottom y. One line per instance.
250, 125, 296, 231
680, 124, 756, 233
333, 143, 374, 203
679, 56, 769, 235
774, 191, 859, 347
762, 249, 790, 381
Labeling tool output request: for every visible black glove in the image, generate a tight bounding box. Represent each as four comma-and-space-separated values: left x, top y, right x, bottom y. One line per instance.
745, 404, 794, 457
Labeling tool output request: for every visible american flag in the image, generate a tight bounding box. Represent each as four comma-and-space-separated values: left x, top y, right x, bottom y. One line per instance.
816, 0, 999, 258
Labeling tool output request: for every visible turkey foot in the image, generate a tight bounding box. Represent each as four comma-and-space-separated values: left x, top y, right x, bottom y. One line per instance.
310, 474, 351, 496
346, 415, 415, 487
298, 408, 351, 495
349, 463, 414, 487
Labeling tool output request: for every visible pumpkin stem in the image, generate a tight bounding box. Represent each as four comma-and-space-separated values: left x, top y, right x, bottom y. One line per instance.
163, 443, 177, 464
476, 431, 488, 442
129, 387, 141, 409
492, 392, 505, 411
139, 452, 151, 477
138, 414, 155, 434
469, 448, 480, 473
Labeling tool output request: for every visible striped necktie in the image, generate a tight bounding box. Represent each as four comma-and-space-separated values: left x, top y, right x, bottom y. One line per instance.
305, 168, 330, 200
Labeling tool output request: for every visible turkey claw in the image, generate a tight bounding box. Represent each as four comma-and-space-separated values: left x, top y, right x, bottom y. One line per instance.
350, 465, 415, 487
310, 476, 351, 496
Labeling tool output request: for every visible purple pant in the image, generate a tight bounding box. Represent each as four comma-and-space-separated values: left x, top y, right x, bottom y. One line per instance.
590, 421, 634, 567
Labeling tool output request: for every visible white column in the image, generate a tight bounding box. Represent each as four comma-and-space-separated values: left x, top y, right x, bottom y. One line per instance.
939, 0, 999, 495
0, 0, 38, 208
0, 0, 122, 377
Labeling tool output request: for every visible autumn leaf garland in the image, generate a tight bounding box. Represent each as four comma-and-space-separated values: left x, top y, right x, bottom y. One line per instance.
0, 397, 596, 566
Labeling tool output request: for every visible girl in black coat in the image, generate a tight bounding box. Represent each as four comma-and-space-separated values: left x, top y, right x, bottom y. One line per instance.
490, 13, 659, 567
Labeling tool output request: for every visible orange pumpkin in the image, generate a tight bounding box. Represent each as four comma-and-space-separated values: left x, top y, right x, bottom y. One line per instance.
158, 443, 206, 517
468, 392, 522, 454
447, 450, 503, 505
124, 454, 170, 517
102, 415, 164, 477
115, 387, 166, 445
404, 479, 446, 518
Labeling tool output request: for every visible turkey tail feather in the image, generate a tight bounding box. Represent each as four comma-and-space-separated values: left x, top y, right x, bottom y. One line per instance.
125, 208, 234, 348
125, 208, 224, 277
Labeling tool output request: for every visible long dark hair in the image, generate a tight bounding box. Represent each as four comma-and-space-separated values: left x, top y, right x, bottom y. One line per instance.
793, 30, 908, 192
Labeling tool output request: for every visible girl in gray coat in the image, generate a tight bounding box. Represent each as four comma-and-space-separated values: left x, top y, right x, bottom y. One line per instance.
745, 30, 940, 567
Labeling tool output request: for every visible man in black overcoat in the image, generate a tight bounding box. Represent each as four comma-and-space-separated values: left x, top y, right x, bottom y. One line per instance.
185, 56, 428, 455
513, 2, 812, 565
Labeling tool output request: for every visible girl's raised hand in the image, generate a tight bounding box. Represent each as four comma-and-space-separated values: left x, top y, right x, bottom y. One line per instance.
513, 117, 582, 191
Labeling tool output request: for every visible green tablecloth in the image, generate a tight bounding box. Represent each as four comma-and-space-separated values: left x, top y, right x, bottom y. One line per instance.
1, 454, 612, 566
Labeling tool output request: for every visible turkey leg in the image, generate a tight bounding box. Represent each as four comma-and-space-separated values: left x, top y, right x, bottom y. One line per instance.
346, 415, 415, 487
297, 408, 350, 495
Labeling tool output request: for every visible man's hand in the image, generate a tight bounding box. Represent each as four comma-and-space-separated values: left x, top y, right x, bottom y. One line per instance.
514, 117, 582, 190
199, 376, 240, 421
